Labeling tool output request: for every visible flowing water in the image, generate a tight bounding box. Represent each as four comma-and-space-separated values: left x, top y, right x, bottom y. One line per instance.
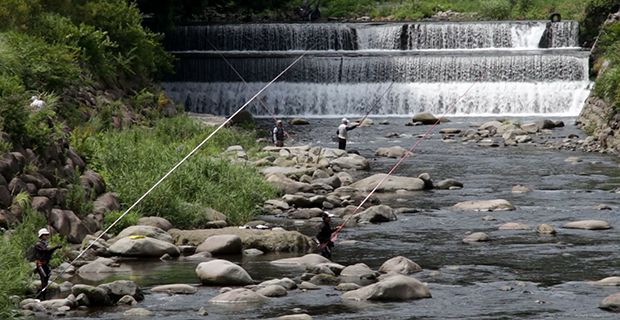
47, 21, 620, 320
51, 115, 620, 320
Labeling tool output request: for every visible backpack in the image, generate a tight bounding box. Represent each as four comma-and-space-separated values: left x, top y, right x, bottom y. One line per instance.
26, 244, 37, 262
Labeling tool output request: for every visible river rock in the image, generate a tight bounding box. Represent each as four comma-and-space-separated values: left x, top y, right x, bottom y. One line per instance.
462, 232, 491, 243
116, 225, 174, 243
277, 314, 313, 320
350, 174, 425, 192
108, 236, 180, 257
137, 216, 173, 231
271, 253, 331, 266
117, 295, 138, 305
266, 173, 314, 194
196, 234, 243, 255
599, 292, 620, 311
499, 222, 531, 230
39, 298, 74, 310
258, 278, 298, 290
341, 274, 431, 300
435, 179, 463, 189
511, 184, 532, 193
536, 223, 557, 234
329, 154, 370, 171
78, 261, 118, 274
151, 284, 198, 294
124, 308, 155, 316
98, 280, 144, 303
196, 259, 253, 286
586, 276, 620, 286
379, 256, 422, 274
256, 284, 287, 297
452, 199, 515, 211
49, 209, 90, 243
375, 146, 409, 158
562, 220, 612, 230
209, 288, 268, 303
71, 284, 112, 306
354, 205, 397, 223
412, 112, 438, 125
335, 283, 362, 291
340, 263, 376, 279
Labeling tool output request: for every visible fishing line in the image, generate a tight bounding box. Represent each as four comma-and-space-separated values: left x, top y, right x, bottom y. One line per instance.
205, 38, 292, 139
359, 81, 395, 124
325, 72, 487, 246
35, 46, 315, 299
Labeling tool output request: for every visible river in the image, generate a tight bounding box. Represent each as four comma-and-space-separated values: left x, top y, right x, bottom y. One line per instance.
45, 115, 620, 320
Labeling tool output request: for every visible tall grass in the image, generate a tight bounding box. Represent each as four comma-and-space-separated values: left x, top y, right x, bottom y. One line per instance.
91, 115, 279, 233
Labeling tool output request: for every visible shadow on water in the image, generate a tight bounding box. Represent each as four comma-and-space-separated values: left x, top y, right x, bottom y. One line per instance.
51, 116, 620, 320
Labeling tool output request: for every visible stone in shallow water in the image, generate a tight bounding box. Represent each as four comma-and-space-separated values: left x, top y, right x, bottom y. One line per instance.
562, 220, 612, 230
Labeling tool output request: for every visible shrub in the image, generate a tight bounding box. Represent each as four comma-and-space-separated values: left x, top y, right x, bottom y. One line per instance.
92, 116, 279, 229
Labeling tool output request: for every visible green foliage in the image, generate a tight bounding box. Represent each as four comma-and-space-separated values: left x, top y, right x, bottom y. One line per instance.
104, 210, 140, 235
479, 0, 513, 19
322, 0, 376, 17
593, 20, 620, 109
64, 171, 95, 217
580, 0, 620, 47
92, 116, 279, 228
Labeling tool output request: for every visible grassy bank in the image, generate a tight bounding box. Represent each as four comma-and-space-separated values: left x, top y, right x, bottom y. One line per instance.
319, 0, 585, 21
85, 115, 279, 234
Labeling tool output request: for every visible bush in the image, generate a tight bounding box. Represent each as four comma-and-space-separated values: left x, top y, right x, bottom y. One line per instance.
92, 116, 279, 229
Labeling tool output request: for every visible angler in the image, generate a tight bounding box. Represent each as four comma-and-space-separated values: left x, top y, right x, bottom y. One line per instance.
34, 228, 62, 300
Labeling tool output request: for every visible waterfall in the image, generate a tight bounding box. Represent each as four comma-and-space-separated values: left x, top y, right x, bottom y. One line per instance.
162, 21, 590, 116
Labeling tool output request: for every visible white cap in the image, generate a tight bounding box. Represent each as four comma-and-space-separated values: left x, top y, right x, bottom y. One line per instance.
38, 228, 50, 237
322, 211, 334, 218
31, 95, 38, 100
277, 120, 282, 123
342, 118, 348, 123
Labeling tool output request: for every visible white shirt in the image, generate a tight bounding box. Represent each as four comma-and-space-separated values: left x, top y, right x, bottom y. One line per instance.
338, 123, 348, 140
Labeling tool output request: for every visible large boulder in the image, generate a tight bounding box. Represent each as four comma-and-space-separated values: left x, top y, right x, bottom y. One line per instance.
108, 237, 180, 257
341, 274, 431, 300
98, 280, 144, 303
196, 234, 243, 255
562, 220, 612, 230
49, 209, 90, 243
329, 154, 370, 171
196, 259, 253, 286
412, 112, 438, 125
71, 284, 112, 306
378, 256, 422, 274
116, 225, 174, 243
137, 216, 173, 231
265, 173, 314, 194
150, 284, 197, 294
354, 205, 397, 223
350, 174, 425, 192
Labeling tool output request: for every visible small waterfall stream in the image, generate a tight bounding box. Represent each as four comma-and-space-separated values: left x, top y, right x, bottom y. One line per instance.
162, 21, 590, 117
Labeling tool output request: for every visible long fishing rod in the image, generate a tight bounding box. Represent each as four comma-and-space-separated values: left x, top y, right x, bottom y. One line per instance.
358, 81, 395, 125
35, 46, 314, 299
324, 71, 487, 246
205, 38, 292, 140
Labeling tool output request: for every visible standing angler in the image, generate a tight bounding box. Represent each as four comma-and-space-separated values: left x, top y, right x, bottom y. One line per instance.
337, 118, 358, 150
316, 212, 341, 259
273, 120, 286, 147
34, 228, 62, 300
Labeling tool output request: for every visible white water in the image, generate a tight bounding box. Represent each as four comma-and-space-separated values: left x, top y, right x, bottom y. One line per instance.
163, 81, 591, 117
162, 20, 589, 117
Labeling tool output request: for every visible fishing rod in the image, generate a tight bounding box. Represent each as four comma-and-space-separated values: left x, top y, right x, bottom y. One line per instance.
358, 81, 395, 125
35, 45, 315, 299
205, 38, 292, 140
323, 71, 487, 247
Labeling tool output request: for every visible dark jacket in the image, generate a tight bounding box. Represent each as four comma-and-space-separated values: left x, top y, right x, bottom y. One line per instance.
317, 221, 338, 244
273, 126, 285, 142
34, 240, 60, 262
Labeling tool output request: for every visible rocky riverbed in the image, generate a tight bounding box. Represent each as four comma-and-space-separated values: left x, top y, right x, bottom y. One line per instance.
16, 114, 620, 320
